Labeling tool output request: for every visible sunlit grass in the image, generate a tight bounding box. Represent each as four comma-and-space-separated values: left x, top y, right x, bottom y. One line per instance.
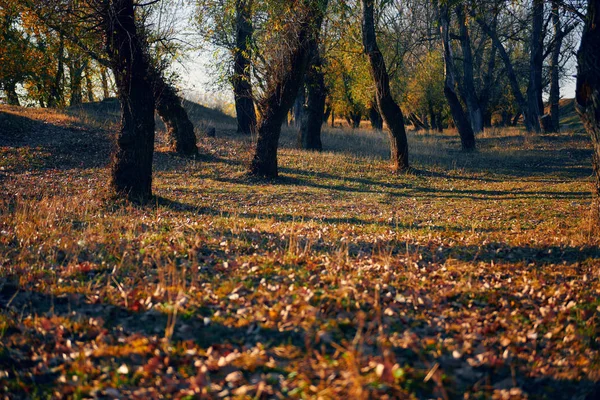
0, 105, 598, 399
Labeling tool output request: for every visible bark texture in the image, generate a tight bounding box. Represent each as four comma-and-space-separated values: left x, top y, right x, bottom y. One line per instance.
103, 0, 156, 202
527, 0, 544, 132
232, 0, 257, 135
250, 0, 328, 178
576, 0, 600, 201
152, 71, 198, 156
362, 0, 409, 171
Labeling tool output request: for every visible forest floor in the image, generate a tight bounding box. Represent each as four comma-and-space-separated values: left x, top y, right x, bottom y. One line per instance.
0, 103, 599, 399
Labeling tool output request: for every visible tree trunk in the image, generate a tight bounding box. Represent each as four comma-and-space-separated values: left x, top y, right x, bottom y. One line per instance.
4, 81, 20, 106
361, 0, 409, 171
576, 0, 600, 203
250, 0, 328, 178
369, 98, 383, 131
48, 33, 64, 108
152, 71, 198, 156
527, 0, 544, 132
456, 5, 483, 135
69, 58, 85, 107
475, 14, 540, 133
232, 0, 256, 135
85, 64, 95, 102
292, 88, 305, 127
548, 0, 563, 133
298, 52, 326, 151
102, 0, 156, 202
438, 2, 475, 151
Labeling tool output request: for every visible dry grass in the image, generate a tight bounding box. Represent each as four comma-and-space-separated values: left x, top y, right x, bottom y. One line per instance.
0, 104, 599, 399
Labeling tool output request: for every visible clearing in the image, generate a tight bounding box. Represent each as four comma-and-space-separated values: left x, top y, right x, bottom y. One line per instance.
0, 103, 599, 399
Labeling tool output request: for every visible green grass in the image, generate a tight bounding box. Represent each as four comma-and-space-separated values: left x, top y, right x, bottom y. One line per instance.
0, 104, 599, 399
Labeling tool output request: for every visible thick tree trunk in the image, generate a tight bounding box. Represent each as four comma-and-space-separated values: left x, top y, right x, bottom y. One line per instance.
250, 0, 327, 178
479, 39, 497, 129
548, 0, 563, 133
456, 5, 483, 134
232, 0, 257, 135
576, 0, 600, 203
153, 72, 198, 156
4, 81, 20, 106
103, 0, 156, 202
362, 0, 409, 171
438, 3, 475, 151
298, 52, 326, 151
475, 14, 539, 133
527, 0, 544, 132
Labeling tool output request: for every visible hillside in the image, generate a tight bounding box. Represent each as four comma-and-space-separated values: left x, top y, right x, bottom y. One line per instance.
0, 105, 599, 399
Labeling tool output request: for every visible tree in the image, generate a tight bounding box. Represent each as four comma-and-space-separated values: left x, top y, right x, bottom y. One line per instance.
249, 0, 328, 178
298, 49, 327, 150
437, 1, 475, 150
232, 0, 257, 134
576, 0, 600, 213
195, 0, 257, 135
102, 0, 156, 201
361, 0, 409, 171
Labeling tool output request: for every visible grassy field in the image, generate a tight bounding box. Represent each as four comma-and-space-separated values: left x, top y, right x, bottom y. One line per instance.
0, 103, 599, 399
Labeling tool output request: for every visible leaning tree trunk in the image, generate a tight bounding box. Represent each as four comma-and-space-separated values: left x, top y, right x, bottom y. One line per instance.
438, 2, 475, 151
250, 0, 328, 178
362, 0, 409, 171
456, 5, 483, 135
232, 0, 257, 135
475, 14, 539, 133
102, 0, 156, 202
152, 71, 198, 156
548, 0, 563, 133
298, 51, 326, 151
85, 63, 95, 102
576, 0, 600, 207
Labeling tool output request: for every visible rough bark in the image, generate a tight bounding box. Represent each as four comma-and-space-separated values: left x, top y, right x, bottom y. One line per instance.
456, 5, 483, 134
232, 0, 257, 135
576, 0, 600, 201
102, 0, 156, 202
438, 3, 475, 151
361, 0, 409, 171
152, 71, 198, 156
298, 52, 326, 151
548, 0, 563, 133
527, 0, 544, 132
250, 0, 328, 178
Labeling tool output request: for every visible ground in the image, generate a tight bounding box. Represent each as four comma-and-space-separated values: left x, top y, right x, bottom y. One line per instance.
0, 102, 599, 399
